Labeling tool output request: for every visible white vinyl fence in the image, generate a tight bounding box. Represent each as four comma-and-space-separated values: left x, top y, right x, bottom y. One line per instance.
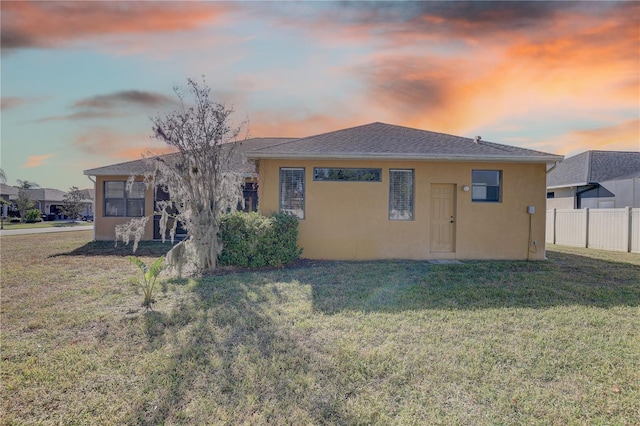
546, 207, 640, 253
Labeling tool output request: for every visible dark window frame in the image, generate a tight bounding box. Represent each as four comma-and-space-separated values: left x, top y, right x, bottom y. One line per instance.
389, 169, 414, 221
104, 181, 146, 217
313, 167, 382, 182
279, 167, 305, 219
471, 170, 502, 203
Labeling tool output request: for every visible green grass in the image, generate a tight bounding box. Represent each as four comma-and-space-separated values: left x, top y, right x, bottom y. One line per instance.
1, 220, 93, 230
1, 234, 639, 425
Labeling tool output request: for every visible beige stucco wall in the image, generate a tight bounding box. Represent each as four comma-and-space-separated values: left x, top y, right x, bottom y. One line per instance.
257, 159, 548, 260
93, 176, 155, 241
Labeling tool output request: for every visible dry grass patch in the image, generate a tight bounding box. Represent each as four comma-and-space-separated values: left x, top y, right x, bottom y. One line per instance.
1, 233, 639, 424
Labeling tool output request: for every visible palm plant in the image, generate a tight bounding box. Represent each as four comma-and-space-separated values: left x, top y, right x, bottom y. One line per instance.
128, 256, 166, 310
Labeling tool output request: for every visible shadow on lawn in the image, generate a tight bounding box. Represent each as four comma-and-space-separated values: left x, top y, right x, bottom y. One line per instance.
49, 240, 175, 258
129, 250, 639, 423
132, 274, 354, 425
239, 251, 638, 313
308, 252, 640, 313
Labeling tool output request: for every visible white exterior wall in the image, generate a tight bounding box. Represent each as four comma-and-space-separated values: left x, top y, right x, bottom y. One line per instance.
600, 177, 640, 208
546, 186, 575, 209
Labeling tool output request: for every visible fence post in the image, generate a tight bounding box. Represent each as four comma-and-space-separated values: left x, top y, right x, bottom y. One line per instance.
625, 206, 631, 253
584, 208, 589, 248
553, 208, 557, 244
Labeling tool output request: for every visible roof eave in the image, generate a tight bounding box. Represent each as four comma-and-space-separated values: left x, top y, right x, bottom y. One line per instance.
547, 181, 599, 189
247, 152, 564, 164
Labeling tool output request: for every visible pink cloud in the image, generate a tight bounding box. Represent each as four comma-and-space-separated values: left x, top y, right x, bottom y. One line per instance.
1, 2, 233, 51
73, 128, 176, 163
23, 153, 55, 168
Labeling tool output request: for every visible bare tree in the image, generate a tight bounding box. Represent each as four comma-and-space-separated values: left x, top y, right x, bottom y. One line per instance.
0, 169, 6, 184
116, 78, 247, 275
61, 186, 86, 221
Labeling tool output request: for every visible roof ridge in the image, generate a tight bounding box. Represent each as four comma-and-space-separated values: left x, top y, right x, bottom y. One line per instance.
247, 136, 305, 152
586, 150, 594, 183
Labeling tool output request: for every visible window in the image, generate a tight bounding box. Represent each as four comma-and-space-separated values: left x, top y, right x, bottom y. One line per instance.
547, 192, 555, 199
472, 170, 501, 202
314, 167, 382, 182
104, 181, 146, 217
279, 168, 305, 219
389, 169, 414, 220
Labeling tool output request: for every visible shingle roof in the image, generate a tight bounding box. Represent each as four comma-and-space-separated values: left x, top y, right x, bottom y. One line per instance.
246, 122, 563, 163
0, 184, 19, 197
84, 137, 296, 177
23, 188, 67, 202
547, 150, 640, 188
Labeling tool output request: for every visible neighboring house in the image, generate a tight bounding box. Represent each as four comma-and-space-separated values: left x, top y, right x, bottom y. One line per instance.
83, 137, 296, 241
0, 184, 19, 217
0, 185, 93, 219
547, 150, 640, 209
22, 188, 66, 217
247, 122, 562, 261
79, 188, 96, 218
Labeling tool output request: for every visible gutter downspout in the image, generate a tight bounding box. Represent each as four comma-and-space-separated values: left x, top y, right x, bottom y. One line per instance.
546, 161, 559, 174
87, 175, 96, 241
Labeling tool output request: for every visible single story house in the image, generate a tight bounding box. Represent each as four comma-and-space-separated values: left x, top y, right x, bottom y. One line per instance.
547, 150, 640, 209
85, 122, 562, 261
83, 137, 295, 241
247, 122, 562, 261
22, 188, 66, 218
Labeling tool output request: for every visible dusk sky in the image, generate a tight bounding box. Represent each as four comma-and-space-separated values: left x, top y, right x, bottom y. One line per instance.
1, 1, 638, 191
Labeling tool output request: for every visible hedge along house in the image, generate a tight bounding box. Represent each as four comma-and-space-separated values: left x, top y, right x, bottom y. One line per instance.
247, 122, 563, 261
84, 137, 295, 241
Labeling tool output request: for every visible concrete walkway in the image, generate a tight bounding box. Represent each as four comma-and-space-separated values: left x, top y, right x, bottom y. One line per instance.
0, 225, 93, 236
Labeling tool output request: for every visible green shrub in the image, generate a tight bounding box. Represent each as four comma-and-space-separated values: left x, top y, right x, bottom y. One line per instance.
219, 212, 302, 268
25, 209, 42, 223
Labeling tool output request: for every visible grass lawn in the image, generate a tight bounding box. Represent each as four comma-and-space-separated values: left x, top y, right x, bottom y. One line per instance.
1, 233, 639, 425
1, 221, 93, 230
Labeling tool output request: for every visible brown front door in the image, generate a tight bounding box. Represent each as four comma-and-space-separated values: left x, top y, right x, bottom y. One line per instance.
430, 184, 456, 253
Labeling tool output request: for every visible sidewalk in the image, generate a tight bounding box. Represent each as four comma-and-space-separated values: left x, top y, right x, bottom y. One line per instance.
0, 225, 93, 236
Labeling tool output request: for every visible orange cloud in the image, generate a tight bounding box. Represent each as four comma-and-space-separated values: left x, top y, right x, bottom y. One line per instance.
23, 153, 55, 168
1, 2, 232, 51
248, 111, 368, 138
354, 2, 639, 137
112, 146, 176, 161
73, 128, 175, 162
543, 120, 639, 156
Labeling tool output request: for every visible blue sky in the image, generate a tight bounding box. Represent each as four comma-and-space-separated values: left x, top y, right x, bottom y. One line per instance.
1, 1, 638, 190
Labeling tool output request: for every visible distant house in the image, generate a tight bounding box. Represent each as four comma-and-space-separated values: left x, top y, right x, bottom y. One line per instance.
547, 151, 640, 209
83, 137, 295, 240
247, 122, 562, 261
23, 188, 67, 218
78, 188, 96, 218
0, 184, 19, 217
0, 186, 95, 220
